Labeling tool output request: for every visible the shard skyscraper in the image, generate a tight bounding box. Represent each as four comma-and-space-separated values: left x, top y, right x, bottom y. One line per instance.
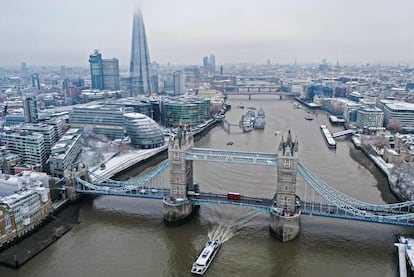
130, 9, 152, 96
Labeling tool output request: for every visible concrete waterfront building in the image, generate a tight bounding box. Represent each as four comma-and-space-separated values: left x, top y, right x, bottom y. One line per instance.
123, 113, 164, 149
49, 129, 83, 177
130, 9, 153, 96
270, 130, 301, 242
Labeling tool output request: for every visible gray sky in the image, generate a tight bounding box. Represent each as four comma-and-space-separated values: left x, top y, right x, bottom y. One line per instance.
1, 0, 414, 67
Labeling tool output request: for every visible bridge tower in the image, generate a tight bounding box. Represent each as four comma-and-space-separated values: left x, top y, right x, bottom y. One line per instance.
270, 130, 301, 242
163, 126, 195, 225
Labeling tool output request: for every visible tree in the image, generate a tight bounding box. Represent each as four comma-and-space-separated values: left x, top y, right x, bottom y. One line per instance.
386, 119, 403, 133
373, 135, 389, 151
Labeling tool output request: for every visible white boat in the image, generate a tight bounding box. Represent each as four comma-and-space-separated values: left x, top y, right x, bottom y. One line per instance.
191, 240, 221, 275
399, 236, 414, 272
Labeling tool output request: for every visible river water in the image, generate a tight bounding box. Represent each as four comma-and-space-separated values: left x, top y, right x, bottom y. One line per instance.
1, 96, 410, 277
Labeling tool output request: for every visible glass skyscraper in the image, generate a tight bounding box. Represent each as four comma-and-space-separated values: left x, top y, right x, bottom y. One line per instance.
130, 9, 153, 96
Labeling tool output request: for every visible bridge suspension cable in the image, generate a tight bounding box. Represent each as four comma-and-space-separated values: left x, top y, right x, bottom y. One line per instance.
298, 162, 414, 211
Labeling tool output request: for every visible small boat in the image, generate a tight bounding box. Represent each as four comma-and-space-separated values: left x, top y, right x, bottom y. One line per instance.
191, 240, 221, 275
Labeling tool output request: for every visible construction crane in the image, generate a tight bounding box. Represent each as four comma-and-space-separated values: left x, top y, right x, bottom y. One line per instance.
0, 104, 8, 174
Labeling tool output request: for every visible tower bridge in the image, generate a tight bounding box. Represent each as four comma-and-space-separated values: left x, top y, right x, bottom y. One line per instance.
70, 128, 414, 242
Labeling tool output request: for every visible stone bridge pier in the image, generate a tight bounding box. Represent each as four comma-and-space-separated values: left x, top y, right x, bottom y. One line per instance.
163, 127, 196, 225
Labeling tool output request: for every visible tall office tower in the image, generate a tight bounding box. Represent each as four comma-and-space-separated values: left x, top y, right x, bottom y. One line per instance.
130, 10, 153, 96
89, 50, 104, 90
23, 93, 38, 123
21, 62, 28, 75
209, 54, 216, 75
203, 56, 209, 69
173, 71, 185, 95
60, 65, 66, 78
102, 58, 120, 90
89, 50, 120, 90
31, 73, 40, 90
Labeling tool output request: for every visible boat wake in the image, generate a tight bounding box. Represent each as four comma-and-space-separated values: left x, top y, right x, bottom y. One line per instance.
208, 223, 233, 243
206, 208, 258, 243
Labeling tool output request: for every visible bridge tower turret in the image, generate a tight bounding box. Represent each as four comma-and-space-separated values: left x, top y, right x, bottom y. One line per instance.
270, 130, 301, 242
163, 126, 195, 225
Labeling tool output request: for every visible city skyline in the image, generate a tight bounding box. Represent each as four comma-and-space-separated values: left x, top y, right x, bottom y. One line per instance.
0, 0, 413, 67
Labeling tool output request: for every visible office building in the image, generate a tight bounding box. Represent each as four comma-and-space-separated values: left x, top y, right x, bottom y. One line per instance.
69, 104, 127, 139
161, 96, 211, 127
31, 73, 40, 90
21, 62, 28, 75
23, 94, 38, 123
130, 10, 153, 96
209, 54, 216, 75
378, 100, 414, 132
102, 59, 120, 90
203, 56, 209, 69
173, 71, 185, 95
89, 50, 120, 91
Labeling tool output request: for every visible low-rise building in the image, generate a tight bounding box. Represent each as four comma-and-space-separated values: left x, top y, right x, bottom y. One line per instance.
383, 134, 414, 164
0, 187, 53, 247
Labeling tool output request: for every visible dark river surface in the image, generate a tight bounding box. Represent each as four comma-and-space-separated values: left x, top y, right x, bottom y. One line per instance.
1, 96, 410, 277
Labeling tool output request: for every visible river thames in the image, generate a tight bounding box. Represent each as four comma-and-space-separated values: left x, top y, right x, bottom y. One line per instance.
0, 96, 410, 277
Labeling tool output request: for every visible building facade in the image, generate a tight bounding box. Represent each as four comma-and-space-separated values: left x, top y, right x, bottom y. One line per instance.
49, 129, 83, 177
161, 97, 211, 127
378, 100, 414, 132
3, 130, 47, 170
69, 104, 126, 139
0, 187, 53, 247
123, 113, 164, 149
89, 50, 120, 91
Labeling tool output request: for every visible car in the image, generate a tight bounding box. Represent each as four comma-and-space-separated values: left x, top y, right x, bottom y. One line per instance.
139, 189, 146, 194
151, 189, 158, 193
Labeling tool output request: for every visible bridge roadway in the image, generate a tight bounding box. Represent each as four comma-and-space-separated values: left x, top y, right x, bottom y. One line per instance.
74, 178, 414, 227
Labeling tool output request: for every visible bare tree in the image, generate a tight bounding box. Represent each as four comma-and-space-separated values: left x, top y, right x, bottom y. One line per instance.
373, 135, 389, 151
386, 119, 403, 133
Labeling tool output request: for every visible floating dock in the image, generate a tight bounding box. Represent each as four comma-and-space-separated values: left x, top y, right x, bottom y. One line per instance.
320, 125, 336, 149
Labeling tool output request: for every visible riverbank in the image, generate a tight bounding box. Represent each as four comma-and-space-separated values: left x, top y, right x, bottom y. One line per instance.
0, 202, 81, 269
349, 144, 399, 203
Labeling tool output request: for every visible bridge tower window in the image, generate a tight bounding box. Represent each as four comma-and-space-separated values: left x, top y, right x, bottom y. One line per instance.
284, 159, 291, 168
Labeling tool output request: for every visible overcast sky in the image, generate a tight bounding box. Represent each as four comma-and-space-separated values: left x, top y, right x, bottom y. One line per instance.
1, 0, 413, 67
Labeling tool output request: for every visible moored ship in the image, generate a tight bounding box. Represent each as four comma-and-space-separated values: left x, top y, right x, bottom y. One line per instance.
191, 240, 221, 275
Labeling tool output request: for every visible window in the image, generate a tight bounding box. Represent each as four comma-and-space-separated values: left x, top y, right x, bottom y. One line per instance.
284, 159, 291, 168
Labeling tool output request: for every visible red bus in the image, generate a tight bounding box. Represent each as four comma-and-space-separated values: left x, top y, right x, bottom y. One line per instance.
227, 192, 241, 200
